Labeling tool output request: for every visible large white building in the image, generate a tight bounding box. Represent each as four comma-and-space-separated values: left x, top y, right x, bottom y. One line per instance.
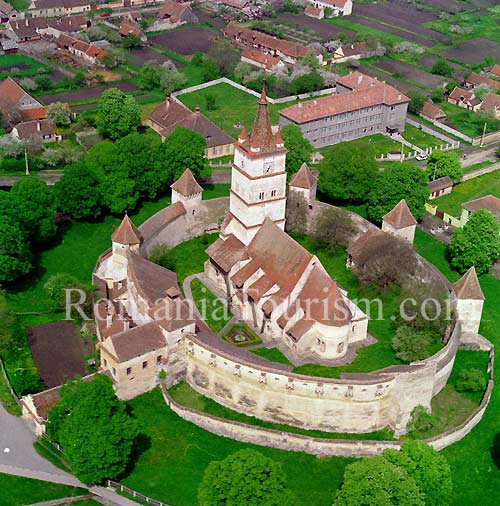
205, 87, 369, 361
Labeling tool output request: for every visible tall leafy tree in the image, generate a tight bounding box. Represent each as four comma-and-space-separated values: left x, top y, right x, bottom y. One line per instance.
46, 375, 138, 484
383, 441, 453, 506
46, 102, 70, 126
427, 151, 462, 182
281, 124, 313, 175
334, 456, 424, 506
198, 449, 294, 506
161, 127, 207, 180
97, 88, 140, 141
449, 209, 500, 274
55, 163, 103, 220
0, 218, 32, 283
207, 38, 241, 76
367, 163, 429, 223
319, 142, 378, 202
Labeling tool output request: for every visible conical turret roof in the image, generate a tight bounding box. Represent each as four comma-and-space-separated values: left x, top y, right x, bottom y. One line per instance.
112, 215, 142, 246
289, 163, 316, 189
453, 266, 485, 300
383, 199, 417, 229
171, 168, 203, 196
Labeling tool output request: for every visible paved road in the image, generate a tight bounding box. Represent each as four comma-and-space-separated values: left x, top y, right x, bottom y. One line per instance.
462, 145, 498, 167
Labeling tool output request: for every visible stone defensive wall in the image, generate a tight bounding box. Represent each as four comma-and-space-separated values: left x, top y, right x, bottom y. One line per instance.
126, 196, 470, 437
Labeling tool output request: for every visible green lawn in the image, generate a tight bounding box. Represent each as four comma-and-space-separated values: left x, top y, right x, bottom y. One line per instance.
440, 102, 500, 139
413, 229, 500, 506
122, 388, 354, 506
402, 123, 449, 150
432, 170, 500, 216
0, 474, 87, 506
250, 347, 292, 365
463, 160, 495, 175
5, 0, 30, 8
178, 83, 292, 138
190, 278, 232, 333
169, 382, 394, 441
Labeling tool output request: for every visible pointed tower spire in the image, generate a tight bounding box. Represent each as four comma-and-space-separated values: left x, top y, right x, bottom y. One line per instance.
249, 83, 277, 153
238, 125, 247, 144
275, 128, 284, 148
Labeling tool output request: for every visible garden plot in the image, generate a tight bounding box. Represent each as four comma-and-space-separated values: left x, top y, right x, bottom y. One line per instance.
418, 0, 469, 14
276, 13, 356, 41
357, 65, 421, 94
373, 60, 446, 89
40, 82, 139, 104
442, 38, 500, 64
127, 46, 182, 68
419, 54, 464, 73
150, 26, 217, 55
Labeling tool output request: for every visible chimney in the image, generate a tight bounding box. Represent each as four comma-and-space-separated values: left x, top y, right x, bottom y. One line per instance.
106, 304, 113, 328
36, 121, 41, 132
397, 94, 401, 100
313, 99, 317, 105
357, 74, 363, 84
298, 102, 303, 108
195, 106, 201, 114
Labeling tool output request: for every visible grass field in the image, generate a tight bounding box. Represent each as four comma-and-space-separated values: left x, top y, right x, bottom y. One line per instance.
432, 170, 500, 216
250, 347, 292, 365
178, 83, 286, 138
0, 473, 86, 506
122, 387, 354, 506
402, 123, 449, 150
0, 54, 50, 79
190, 278, 232, 332
169, 382, 394, 440
441, 102, 500, 138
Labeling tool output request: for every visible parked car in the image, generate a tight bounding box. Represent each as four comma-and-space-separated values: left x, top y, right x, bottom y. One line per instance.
416, 153, 428, 161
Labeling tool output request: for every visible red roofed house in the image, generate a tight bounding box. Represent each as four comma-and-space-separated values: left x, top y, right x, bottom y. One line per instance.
224, 22, 322, 66
421, 101, 445, 122
0, 0, 17, 22
57, 33, 105, 65
479, 92, 500, 119
241, 48, 285, 72
460, 195, 500, 225
333, 42, 366, 63
156, 0, 197, 26
11, 119, 61, 143
0, 77, 44, 127
428, 176, 453, 200
304, 4, 323, 19
465, 71, 500, 91
147, 98, 235, 159
279, 71, 409, 148
447, 87, 481, 111
488, 64, 500, 79
28, 0, 91, 18
382, 199, 417, 244
119, 18, 147, 42
204, 87, 369, 361
309, 0, 352, 16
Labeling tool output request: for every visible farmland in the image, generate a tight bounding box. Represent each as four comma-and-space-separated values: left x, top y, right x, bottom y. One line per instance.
149, 25, 217, 55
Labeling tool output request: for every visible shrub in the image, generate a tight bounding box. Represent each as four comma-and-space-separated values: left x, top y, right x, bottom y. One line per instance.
407, 404, 436, 434
392, 325, 434, 363
149, 243, 175, 271
455, 368, 487, 393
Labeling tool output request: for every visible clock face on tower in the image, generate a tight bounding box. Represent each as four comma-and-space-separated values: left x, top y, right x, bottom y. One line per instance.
263, 162, 273, 174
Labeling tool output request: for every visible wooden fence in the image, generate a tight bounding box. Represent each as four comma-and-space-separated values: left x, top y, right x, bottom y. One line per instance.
106, 480, 170, 506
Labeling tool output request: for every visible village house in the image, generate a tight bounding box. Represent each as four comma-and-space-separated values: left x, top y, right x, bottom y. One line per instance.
57, 33, 105, 65
241, 48, 285, 72
332, 42, 366, 64
421, 101, 446, 122
155, 0, 198, 26
7, 15, 88, 43
304, 5, 323, 19
11, 119, 62, 143
224, 22, 322, 66
147, 98, 235, 159
279, 72, 409, 148
119, 18, 147, 42
428, 176, 453, 200
0, 77, 44, 126
0, 0, 17, 22
487, 64, 500, 79
7, 19, 44, 43
479, 93, 500, 119
447, 87, 481, 111
28, 0, 91, 18
460, 195, 500, 225
464, 71, 500, 92
308, 0, 352, 16
0, 39, 18, 54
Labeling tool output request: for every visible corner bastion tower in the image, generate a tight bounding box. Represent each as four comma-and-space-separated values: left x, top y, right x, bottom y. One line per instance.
222, 86, 288, 246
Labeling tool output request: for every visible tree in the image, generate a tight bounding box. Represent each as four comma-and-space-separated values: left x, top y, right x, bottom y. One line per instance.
383, 441, 453, 506
367, 163, 429, 223
427, 150, 462, 182
161, 127, 207, 180
300, 51, 320, 69
313, 206, 357, 251
449, 210, 500, 274
43, 273, 94, 317
34, 75, 52, 91
202, 58, 220, 81
47, 102, 71, 126
97, 88, 140, 141
455, 368, 487, 393
353, 233, 418, 288
122, 33, 142, 49
473, 83, 490, 102
137, 62, 161, 90
0, 218, 32, 283
205, 94, 217, 111
407, 90, 426, 114
290, 71, 324, 95
234, 61, 252, 83
46, 375, 138, 484
9, 176, 57, 244
149, 243, 175, 270
431, 88, 444, 103
431, 58, 453, 77
281, 124, 313, 175
159, 67, 187, 95
55, 163, 103, 219
319, 142, 377, 202
334, 456, 424, 506
391, 325, 434, 362
207, 38, 240, 76
198, 449, 294, 506
406, 405, 436, 435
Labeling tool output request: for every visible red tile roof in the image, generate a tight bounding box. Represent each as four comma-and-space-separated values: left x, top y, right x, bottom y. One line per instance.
112, 215, 143, 246
336, 42, 366, 58
289, 163, 316, 189
13, 119, 55, 139
463, 195, 500, 219
206, 234, 248, 273
0, 0, 15, 14
489, 64, 500, 78
453, 266, 484, 300
241, 48, 280, 69
383, 199, 416, 229
0, 77, 37, 114
421, 101, 445, 120
448, 86, 474, 103
479, 92, 500, 113
171, 168, 203, 196
280, 79, 409, 124
466, 72, 500, 91
157, 0, 189, 22
304, 5, 322, 17
20, 106, 49, 121
323, 0, 348, 7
